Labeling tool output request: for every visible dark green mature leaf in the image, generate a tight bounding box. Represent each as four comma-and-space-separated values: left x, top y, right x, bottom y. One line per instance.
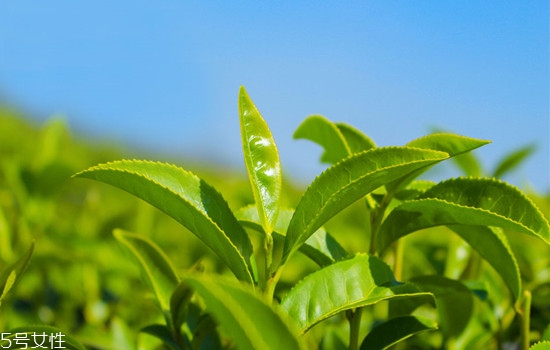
239, 86, 282, 234
3, 325, 86, 350
493, 144, 536, 178
293, 115, 351, 164
378, 178, 550, 254
280, 254, 434, 334
410, 276, 473, 338
140, 324, 182, 350
183, 274, 305, 350
236, 206, 348, 267
0, 241, 34, 307
282, 147, 449, 263
360, 315, 438, 350
74, 160, 257, 283
114, 230, 179, 318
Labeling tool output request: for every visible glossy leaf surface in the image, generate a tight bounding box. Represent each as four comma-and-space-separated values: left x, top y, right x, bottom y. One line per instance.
74, 160, 256, 283
114, 230, 179, 317
360, 315, 438, 350
184, 274, 305, 350
282, 147, 449, 262
239, 86, 282, 234
378, 178, 550, 253
280, 254, 433, 334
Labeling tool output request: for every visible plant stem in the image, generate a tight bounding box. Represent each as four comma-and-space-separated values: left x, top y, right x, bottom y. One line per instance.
393, 239, 404, 281
519, 290, 532, 350
348, 307, 363, 350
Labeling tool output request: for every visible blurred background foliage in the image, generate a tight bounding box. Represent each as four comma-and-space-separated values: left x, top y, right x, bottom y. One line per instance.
0, 106, 548, 349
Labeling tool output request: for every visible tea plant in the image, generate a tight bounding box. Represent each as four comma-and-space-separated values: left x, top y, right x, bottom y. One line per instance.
72, 87, 550, 350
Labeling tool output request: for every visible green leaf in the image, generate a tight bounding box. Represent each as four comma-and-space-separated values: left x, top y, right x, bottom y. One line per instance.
410, 275, 473, 338
183, 274, 305, 350
335, 122, 376, 153
140, 324, 182, 350
360, 315, 438, 350
449, 226, 521, 303
236, 206, 348, 267
282, 147, 449, 262
74, 160, 257, 283
293, 115, 351, 164
378, 178, 550, 254
0, 241, 34, 306
114, 230, 179, 317
531, 342, 550, 350
4, 325, 86, 350
406, 133, 490, 157
280, 254, 434, 334
493, 144, 536, 178
239, 86, 282, 234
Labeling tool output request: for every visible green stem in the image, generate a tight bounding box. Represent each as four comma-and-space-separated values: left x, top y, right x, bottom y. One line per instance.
348, 307, 364, 350
519, 290, 532, 350
260, 233, 274, 298
393, 239, 404, 281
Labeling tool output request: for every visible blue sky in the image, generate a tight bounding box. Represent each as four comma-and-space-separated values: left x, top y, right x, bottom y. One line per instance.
1, 1, 548, 192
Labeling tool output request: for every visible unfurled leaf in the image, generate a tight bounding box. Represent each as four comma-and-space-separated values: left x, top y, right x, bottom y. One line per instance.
531, 342, 550, 350
280, 254, 434, 334
410, 275, 473, 338
293, 115, 351, 164
378, 178, 550, 254
114, 230, 179, 317
239, 86, 282, 235
360, 315, 438, 350
335, 122, 376, 153
184, 274, 305, 350
493, 144, 536, 178
74, 160, 257, 283
282, 147, 449, 262
406, 133, 490, 157
140, 324, 182, 350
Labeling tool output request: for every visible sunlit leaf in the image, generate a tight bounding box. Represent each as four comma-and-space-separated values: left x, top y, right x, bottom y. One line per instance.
282, 147, 449, 262
74, 160, 257, 283
360, 315, 438, 350
184, 274, 305, 350
335, 122, 376, 153
280, 254, 434, 334
239, 86, 282, 234
293, 115, 351, 164
378, 178, 550, 254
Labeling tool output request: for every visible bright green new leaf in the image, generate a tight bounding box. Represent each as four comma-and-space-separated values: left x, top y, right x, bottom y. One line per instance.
114, 230, 179, 318
409, 276, 473, 338
74, 160, 256, 283
293, 115, 351, 164
4, 325, 87, 350
378, 178, 550, 253
183, 274, 305, 350
493, 144, 536, 178
239, 86, 282, 235
282, 147, 449, 262
280, 254, 434, 334
360, 315, 438, 350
